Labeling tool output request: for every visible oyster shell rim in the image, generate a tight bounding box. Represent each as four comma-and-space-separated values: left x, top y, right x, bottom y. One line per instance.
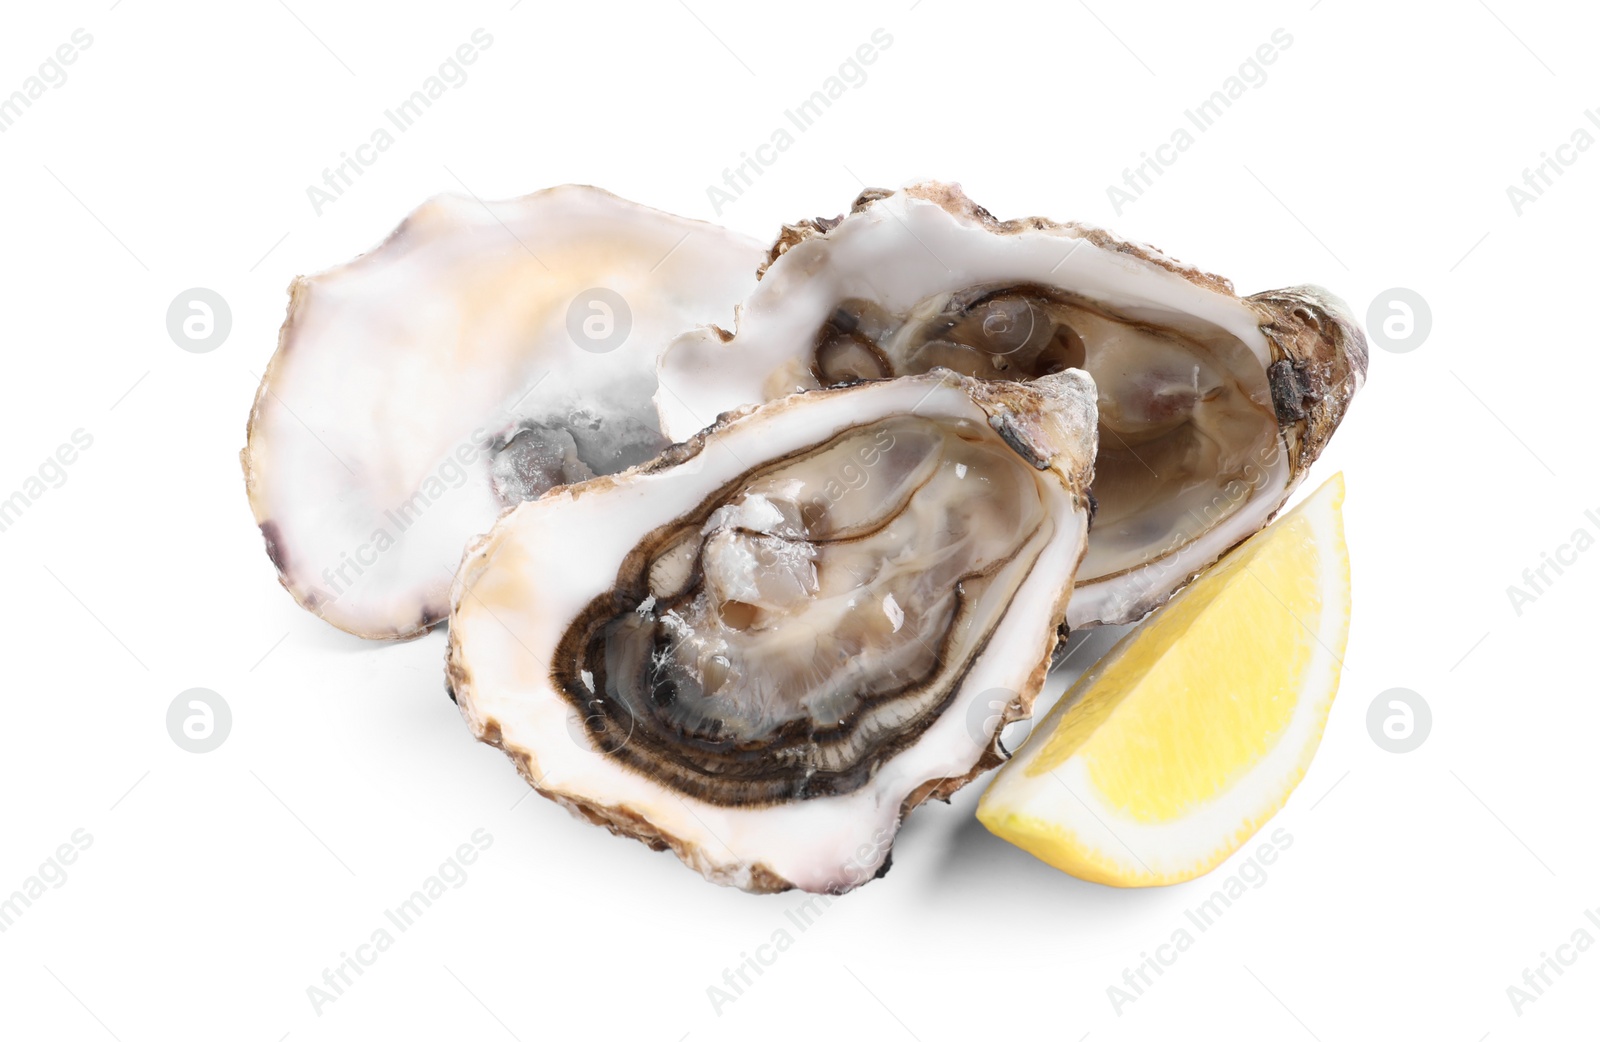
445, 368, 1099, 894
241, 184, 767, 641
658, 180, 1368, 628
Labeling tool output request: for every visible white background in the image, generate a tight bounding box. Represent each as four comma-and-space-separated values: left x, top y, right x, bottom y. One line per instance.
2, 0, 1596, 1038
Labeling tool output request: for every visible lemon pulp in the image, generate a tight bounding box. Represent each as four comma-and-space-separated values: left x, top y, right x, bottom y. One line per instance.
977, 473, 1349, 886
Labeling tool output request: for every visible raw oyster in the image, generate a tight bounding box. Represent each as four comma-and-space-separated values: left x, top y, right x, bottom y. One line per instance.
447, 369, 1098, 893
656, 182, 1366, 626
243, 186, 764, 639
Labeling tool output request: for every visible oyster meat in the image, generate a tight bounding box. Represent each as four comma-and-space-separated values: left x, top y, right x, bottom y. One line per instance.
656, 183, 1366, 626
244, 186, 764, 639
447, 369, 1098, 893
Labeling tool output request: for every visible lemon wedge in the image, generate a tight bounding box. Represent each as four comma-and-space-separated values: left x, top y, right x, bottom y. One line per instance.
977, 473, 1350, 887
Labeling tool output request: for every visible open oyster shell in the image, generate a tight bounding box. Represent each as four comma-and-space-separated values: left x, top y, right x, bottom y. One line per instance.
656, 182, 1366, 626
447, 369, 1098, 893
243, 186, 764, 639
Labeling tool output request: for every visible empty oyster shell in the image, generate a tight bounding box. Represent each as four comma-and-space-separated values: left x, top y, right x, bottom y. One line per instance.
447, 368, 1098, 893
656, 182, 1366, 626
243, 186, 764, 639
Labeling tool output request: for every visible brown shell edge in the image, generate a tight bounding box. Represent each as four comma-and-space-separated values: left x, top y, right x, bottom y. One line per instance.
1075, 288, 1365, 628
758, 180, 1237, 298
1248, 285, 1368, 477
238, 276, 438, 641
442, 463, 804, 894
240, 219, 447, 642
444, 584, 798, 895
442, 368, 1096, 894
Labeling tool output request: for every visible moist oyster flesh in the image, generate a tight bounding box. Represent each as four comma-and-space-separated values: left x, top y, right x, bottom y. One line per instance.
242, 185, 764, 639
655, 182, 1366, 626
447, 369, 1098, 893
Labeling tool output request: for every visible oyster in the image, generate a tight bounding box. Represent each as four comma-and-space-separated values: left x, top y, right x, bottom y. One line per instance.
656, 182, 1366, 626
243, 186, 764, 639
447, 369, 1098, 893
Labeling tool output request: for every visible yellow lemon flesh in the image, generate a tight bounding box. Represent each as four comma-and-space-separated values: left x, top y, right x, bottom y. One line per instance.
977, 473, 1350, 887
